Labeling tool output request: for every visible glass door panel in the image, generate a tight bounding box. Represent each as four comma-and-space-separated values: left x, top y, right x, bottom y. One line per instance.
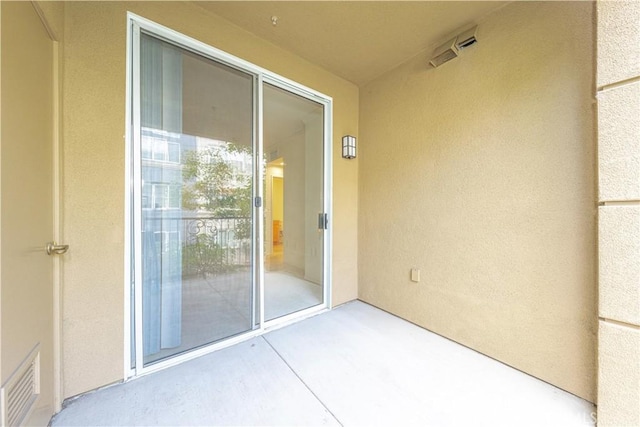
263, 83, 325, 321
138, 33, 255, 366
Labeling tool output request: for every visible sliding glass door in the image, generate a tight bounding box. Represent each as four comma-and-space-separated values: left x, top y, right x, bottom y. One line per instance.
263, 83, 325, 321
129, 16, 332, 373
135, 33, 256, 366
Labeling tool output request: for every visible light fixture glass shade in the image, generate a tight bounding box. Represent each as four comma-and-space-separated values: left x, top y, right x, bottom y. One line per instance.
342, 135, 356, 159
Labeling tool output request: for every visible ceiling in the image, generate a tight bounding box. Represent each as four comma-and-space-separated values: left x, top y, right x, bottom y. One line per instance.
196, 1, 509, 86
264, 83, 323, 148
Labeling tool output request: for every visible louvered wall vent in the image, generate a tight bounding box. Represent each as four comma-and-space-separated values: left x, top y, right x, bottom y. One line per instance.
429, 25, 479, 68
1, 347, 40, 427
429, 37, 459, 68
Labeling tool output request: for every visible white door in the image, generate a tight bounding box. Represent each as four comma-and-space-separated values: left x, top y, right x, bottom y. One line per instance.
1, 3, 60, 426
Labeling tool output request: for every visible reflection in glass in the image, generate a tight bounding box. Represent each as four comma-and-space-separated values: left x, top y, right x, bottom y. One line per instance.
139, 33, 254, 365
263, 83, 324, 321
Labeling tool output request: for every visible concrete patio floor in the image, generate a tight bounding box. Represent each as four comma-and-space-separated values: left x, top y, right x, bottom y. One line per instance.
52, 301, 595, 427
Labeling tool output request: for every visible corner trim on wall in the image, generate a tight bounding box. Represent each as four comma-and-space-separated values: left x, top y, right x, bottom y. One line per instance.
51, 39, 64, 413
30, 1, 57, 42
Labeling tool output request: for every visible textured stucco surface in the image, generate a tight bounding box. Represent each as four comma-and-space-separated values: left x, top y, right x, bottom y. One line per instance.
599, 206, 640, 326
598, 321, 640, 426
359, 1, 596, 401
597, 0, 640, 87
596, 0, 640, 424
597, 81, 640, 202
61, 1, 358, 398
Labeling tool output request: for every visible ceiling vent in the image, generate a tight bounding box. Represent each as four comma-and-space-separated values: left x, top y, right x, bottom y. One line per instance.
429, 25, 479, 68
429, 38, 459, 68
456, 26, 478, 50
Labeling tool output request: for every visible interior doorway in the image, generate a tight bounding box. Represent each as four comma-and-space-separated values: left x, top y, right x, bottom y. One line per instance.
272, 176, 284, 248
265, 165, 284, 271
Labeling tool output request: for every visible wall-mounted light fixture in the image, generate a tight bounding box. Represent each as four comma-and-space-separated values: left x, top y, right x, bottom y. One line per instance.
342, 135, 356, 159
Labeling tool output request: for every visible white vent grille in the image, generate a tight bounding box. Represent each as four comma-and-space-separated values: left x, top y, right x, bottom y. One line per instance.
429, 37, 459, 68
1, 347, 40, 427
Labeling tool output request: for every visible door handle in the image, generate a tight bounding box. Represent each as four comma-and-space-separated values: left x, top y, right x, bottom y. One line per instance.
317, 213, 328, 230
46, 241, 69, 256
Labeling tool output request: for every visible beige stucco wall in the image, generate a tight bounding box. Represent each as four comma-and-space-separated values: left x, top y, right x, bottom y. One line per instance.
61, 1, 358, 398
596, 0, 640, 425
359, 1, 596, 402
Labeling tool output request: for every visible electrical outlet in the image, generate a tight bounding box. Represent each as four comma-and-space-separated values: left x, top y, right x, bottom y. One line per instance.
410, 268, 420, 283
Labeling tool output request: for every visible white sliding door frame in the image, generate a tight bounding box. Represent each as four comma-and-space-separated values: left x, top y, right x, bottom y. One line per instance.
124, 13, 332, 379
261, 74, 333, 328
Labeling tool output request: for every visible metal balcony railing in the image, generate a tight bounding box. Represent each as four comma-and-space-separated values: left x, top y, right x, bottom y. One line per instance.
142, 215, 252, 278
